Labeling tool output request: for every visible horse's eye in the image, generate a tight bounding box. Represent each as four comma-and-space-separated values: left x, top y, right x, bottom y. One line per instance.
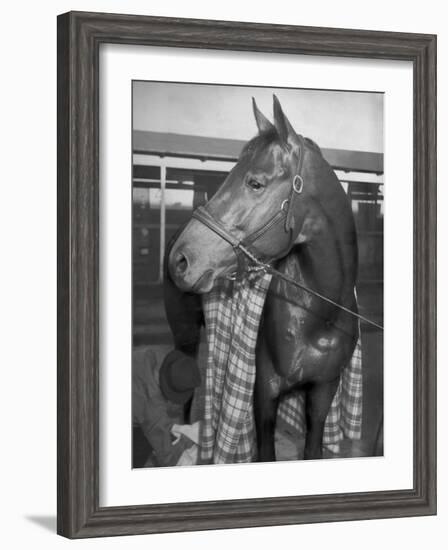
247, 178, 263, 191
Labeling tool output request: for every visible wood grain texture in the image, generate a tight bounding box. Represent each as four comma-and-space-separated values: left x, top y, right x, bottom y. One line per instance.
57, 11, 437, 538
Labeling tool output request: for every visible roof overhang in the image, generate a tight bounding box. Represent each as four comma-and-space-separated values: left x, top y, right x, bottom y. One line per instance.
133, 130, 383, 175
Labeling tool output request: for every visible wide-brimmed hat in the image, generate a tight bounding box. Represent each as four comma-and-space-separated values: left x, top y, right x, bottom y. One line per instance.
159, 350, 201, 404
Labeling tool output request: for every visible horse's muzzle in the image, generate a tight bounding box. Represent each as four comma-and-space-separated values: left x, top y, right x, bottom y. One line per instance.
168, 218, 237, 293
171, 249, 189, 278
169, 245, 216, 293
168, 245, 195, 291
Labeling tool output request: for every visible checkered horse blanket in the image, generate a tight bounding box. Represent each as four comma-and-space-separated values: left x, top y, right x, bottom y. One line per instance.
199, 270, 363, 464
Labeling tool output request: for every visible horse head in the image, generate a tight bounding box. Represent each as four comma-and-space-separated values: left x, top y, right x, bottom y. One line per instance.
168, 95, 351, 294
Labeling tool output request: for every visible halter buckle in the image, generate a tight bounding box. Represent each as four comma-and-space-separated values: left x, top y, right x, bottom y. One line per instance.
293, 175, 304, 194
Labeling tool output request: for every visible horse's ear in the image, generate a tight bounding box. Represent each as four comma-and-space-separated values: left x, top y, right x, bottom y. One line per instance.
252, 97, 275, 134
273, 95, 298, 145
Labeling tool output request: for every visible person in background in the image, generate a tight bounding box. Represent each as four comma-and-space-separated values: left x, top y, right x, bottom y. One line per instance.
132, 348, 201, 467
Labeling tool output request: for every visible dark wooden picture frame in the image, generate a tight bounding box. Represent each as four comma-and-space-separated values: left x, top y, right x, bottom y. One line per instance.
57, 11, 437, 538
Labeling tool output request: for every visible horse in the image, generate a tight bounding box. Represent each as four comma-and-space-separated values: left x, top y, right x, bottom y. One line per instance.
164, 95, 359, 461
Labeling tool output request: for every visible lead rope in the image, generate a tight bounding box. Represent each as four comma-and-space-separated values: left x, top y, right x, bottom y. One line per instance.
235, 242, 384, 331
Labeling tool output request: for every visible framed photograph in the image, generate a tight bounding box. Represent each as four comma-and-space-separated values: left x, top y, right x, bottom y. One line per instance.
57, 11, 436, 538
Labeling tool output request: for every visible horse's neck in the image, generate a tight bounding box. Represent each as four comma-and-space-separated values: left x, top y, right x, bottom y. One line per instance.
293, 203, 356, 319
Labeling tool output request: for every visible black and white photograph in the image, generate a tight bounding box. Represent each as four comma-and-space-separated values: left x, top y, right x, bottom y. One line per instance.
131, 82, 384, 468
1, 1, 441, 545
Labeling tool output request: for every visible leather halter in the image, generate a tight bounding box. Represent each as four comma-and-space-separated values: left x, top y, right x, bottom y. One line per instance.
192, 135, 306, 263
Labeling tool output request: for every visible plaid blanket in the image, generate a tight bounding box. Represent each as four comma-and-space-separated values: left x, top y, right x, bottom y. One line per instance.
277, 340, 362, 455
200, 271, 362, 464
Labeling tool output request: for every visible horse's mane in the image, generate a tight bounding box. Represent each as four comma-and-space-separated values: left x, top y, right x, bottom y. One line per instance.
304, 137, 322, 154
240, 129, 281, 158
241, 130, 322, 159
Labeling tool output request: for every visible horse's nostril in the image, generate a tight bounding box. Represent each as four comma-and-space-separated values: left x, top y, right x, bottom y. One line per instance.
175, 251, 189, 275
